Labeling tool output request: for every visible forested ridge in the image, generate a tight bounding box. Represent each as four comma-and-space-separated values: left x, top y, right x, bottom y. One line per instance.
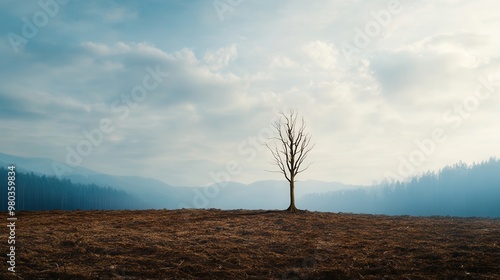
301, 158, 500, 217
1, 168, 143, 211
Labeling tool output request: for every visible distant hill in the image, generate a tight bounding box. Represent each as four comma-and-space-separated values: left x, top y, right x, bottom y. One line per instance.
181, 180, 360, 210
0, 152, 99, 177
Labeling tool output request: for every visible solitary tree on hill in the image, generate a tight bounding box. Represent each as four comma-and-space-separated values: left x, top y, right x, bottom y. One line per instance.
266, 109, 314, 213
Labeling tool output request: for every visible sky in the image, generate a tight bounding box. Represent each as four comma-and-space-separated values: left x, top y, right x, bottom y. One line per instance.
1, 0, 499, 187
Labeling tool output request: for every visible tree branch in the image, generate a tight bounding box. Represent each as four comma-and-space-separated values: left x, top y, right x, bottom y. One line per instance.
267, 109, 314, 183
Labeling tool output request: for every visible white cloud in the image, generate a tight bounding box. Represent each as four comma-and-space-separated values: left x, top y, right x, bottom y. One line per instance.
270, 55, 296, 69
203, 44, 237, 71
302, 40, 338, 69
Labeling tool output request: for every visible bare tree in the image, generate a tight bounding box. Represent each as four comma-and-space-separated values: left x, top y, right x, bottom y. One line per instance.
266, 110, 314, 213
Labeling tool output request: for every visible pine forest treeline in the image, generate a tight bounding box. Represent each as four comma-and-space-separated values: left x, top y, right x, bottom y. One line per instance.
1, 168, 144, 211
301, 158, 500, 217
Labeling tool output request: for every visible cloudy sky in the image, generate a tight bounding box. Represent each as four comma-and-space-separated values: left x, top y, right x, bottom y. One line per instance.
1, 0, 499, 187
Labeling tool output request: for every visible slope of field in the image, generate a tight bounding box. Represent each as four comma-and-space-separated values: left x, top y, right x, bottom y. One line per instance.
2, 210, 499, 279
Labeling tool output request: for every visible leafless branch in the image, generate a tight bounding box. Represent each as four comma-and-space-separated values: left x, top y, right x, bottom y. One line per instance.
266, 109, 314, 183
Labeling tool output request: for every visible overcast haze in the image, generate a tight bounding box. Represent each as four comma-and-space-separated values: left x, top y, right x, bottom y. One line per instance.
1, 0, 499, 187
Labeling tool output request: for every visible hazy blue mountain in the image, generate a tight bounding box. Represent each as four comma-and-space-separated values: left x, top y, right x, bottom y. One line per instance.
0, 152, 99, 177
113, 178, 359, 210
0, 152, 360, 210
64, 173, 186, 209
175, 180, 361, 210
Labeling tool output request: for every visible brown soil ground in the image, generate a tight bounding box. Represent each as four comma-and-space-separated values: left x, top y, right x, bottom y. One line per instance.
1, 209, 499, 279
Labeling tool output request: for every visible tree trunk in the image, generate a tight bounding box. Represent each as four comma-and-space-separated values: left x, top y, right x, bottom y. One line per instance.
286, 178, 298, 213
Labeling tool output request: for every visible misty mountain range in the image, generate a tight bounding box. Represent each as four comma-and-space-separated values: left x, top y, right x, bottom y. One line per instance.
1, 152, 499, 217
0, 152, 359, 210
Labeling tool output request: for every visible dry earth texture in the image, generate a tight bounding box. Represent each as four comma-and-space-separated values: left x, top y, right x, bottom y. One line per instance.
1, 209, 499, 279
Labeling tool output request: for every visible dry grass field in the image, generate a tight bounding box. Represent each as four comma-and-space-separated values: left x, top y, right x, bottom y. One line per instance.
1, 209, 499, 279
